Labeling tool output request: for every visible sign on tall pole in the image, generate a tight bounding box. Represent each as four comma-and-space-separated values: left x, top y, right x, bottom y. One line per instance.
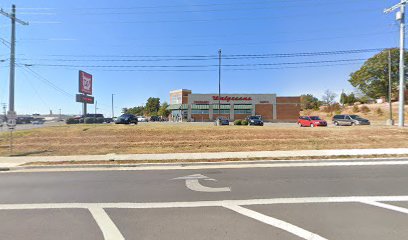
385, 0, 408, 127
78, 70, 93, 116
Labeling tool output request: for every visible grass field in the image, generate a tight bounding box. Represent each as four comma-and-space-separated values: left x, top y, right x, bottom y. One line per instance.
1, 123, 408, 156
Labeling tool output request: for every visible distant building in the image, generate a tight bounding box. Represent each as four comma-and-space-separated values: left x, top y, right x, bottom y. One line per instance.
168, 89, 300, 122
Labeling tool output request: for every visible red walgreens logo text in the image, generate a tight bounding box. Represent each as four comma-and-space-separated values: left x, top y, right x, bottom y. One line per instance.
212, 96, 252, 102
79, 71, 93, 95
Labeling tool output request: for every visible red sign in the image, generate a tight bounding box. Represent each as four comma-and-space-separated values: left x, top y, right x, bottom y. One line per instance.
79, 70, 93, 95
76, 94, 94, 104
212, 96, 252, 102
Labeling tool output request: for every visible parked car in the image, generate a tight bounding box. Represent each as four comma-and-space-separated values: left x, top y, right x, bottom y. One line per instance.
214, 117, 230, 125
298, 116, 327, 127
137, 116, 148, 122
32, 118, 45, 125
246, 115, 264, 126
332, 114, 370, 126
115, 114, 138, 124
149, 116, 161, 122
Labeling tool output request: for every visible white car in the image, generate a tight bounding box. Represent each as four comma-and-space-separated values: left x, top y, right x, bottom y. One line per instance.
137, 116, 148, 122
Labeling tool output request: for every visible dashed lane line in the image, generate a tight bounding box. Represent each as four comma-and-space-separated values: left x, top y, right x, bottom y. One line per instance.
224, 204, 327, 240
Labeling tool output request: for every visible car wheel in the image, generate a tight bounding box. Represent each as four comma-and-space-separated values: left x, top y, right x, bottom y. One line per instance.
334, 121, 339, 126
310, 124, 314, 128
351, 122, 355, 126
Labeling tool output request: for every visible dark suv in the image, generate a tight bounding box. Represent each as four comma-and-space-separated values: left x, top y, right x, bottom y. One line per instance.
332, 114, 370, 126
115, 114, 138, 124
247, 115, 264, 126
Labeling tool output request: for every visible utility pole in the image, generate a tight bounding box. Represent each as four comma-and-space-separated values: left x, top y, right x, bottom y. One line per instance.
387, 50, 395, 125
385, 0, 407, 127
218, 49, 222, 117
0, 5, 29, 128
111, 94, 115, 118
94, 101, 98, 122
58, 108, 62, 121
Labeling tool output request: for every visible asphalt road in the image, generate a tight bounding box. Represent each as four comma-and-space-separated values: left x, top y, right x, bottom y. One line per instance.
0, 158, 408, 240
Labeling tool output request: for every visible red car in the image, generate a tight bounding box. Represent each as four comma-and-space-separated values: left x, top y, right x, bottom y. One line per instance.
298, 116, 327, 127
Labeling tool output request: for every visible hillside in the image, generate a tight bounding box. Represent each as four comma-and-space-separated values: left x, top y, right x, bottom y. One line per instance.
301, 102, 408, 124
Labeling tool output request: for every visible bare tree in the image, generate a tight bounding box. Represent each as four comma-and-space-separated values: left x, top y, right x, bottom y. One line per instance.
321, 90, 339, 115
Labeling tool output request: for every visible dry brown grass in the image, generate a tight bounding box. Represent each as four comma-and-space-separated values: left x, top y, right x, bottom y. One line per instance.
1, 123, 408, 157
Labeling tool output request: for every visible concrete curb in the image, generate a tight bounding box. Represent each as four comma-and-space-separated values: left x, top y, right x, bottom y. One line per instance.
1, 148, 408, 168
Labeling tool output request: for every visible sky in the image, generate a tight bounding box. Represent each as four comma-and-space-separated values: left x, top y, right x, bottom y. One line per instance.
0, 0, 402, 116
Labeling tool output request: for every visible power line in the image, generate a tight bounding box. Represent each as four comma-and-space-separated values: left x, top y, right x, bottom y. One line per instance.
17, 64, 73, 98
17, 48, 386, 60
20, 58, 367, 70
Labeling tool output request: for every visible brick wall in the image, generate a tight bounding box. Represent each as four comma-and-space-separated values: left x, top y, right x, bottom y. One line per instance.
255, 104, 273, 121
213, 114, 231, 120
191, 114, 210, 122
276, 97, 300, 122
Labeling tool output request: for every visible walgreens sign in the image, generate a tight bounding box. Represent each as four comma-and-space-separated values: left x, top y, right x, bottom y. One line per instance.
79, 70, 93, 95
212, 96, 253, 102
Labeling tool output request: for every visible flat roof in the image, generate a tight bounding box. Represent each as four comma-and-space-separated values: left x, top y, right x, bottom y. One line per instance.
170, 89, 192, 93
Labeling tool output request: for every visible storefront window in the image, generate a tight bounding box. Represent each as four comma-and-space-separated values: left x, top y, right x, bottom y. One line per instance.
192, 110, 209, 114
215, 110, 230, 114
234, 109, 252, 114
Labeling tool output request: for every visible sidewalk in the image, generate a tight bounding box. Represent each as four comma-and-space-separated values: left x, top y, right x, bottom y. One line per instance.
1, 148, 408, 168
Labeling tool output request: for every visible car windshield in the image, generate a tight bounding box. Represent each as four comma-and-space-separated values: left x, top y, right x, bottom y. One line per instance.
349, 115, 360, 119
310, 116, 321, 120
249, 116, 260, 120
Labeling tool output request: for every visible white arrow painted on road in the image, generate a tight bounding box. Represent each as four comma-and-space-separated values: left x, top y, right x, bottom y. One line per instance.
173, 174, 231, 192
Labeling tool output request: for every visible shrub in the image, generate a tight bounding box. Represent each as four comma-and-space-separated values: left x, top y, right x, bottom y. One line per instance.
96, 117, 105, 123
334, 109, 342, 115
234, 120, 242, 125
352, 105, 360, 113
360, 105, 371, 113
66, 118, 79, 124
375, 107, 384, 116
84, 117, 95, 124
241, 120, 249, 125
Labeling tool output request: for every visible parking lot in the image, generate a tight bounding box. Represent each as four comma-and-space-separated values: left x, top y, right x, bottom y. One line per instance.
1, 159, 408, 240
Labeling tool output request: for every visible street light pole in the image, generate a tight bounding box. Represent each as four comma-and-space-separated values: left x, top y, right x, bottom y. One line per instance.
218, 49, 222, 117
111, 94, 115, 118
385, 0, 407, 127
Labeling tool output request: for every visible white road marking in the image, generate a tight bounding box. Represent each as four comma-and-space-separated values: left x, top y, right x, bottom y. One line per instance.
9, 158, 408, 173
224, 204, 327, 240
361, 200, 408, 215
0, 195, 407, 210
88, 207, 125, 240
173, 174, 231, 192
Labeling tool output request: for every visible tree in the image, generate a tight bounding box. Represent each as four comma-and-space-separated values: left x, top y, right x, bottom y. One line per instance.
340, 92, 357, 105
347, 93, 357, 104
124, 106, 145, 116
349, 48, 404, 99
340, 92, 348, 105
322, 90, 337, 106
321, 90, 338, 115
300, 94, 321, 110
145, 97, 160, 116
158, 102, 171, 117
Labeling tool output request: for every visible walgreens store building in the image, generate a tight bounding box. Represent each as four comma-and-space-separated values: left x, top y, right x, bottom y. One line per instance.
168, 89, 300, 122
